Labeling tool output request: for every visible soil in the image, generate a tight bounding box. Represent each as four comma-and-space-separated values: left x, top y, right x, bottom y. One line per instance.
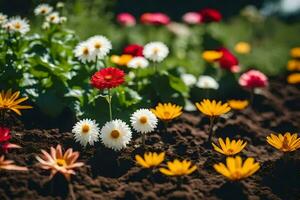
1, 79, 300, 200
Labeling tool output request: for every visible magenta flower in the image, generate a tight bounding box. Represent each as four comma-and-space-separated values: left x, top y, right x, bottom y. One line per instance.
117, 13, 136, 27
239, 70, 268, 89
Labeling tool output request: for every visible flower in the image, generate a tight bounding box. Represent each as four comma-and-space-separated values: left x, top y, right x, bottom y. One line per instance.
287, 60, 300, 71
127, 57, 149, 69
227, 100, 249, 110
117, 13, 136, 26
182, 12, 202, 24
0, 155, 28, 171
287, 73, 300, 84
239, 70, 268, 89
266, 132, 300, 152
140, 13, 170, 25
72, 119, 100, 147
234, 42, 251, 54
74, 41, 95, 63
36, 144, 84, 180
212, 138, 247, 156
135, 152, 165, 168
217, 48, 240, 72
195, 99, 231, 117
87, 35, 112, 59
46, 12, 60, 24
214, 156, 260, 181
151, 103, 182, 122
130, 109, 158, 134
0, 89, 32, 115
34, 4, 53, 16
290, 47, 300, 58
198, 8, 222, 23
0, 127, 21, 153
123, 44, 144, 57
181, 74, 197, 87
202, 50, 223, 62
143, 42, 169, 62
0, 13, 8, 25
4, 17, 30, 35
196, 75, 219, 89
159, 159, 197, 176
91, 67, 125, 90
100, 119, 132, 151
111, 54, 133, 66
56, 2, 65, 8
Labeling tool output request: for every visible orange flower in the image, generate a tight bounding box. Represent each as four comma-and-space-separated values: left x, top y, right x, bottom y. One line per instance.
0, 155, 28, 171
287, 73, 300, 84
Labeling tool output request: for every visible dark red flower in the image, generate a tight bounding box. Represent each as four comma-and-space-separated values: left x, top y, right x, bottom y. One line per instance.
199, 8, 222, 23
91, 67, 125, 90
217, 48, 240, 73
123, 44, 144, 57
0, 127, 21, 153
140, 13, 170, 25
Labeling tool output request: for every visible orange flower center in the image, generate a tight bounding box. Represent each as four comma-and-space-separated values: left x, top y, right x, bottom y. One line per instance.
104, 75, 113, 80
50, 16, 56, 21
83, 48, 89, 55
14, 23, 21, 29
139, 116, 148, 124
281, 136, 290, 150
41, 9, 46, 14
110, 130, 120, 139
227, 149, 234, 154
81, 124, 90, 134
56, 159, 67, 167
163, 111, 170, 118
95, 43, 102, 49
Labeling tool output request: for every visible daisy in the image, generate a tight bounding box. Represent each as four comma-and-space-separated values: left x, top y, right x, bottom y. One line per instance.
181, 73, 197, 87
127, 57, 149, 69
46, 12, 60, 24
0, 13, 7, 25
87, 35, 112, 59
4, 17, 30, 35
130, 109, 158, 134
72, 119, 100, 147
143, 41, 169, 62
196, 75, 219, 89
90, 67, 125, 90
74, 41, 95, 63
34, 4, 53, 16
100, 119, 132, 151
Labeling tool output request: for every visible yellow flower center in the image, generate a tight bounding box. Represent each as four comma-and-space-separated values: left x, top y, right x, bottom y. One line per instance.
104, 75, 112, 80
56, 159, 67, 167
139, 116, 148, 124
14, 23, 21, 29
153, 48, 159, 54
95, 43, 102, 49
227, 149, 234, 154
83, 48, 89, 55
110, 130, 120, 139
281, 136, 290, 150
81, 124, 90, 134
163, 111, 170, 118
41, 9, 46, 14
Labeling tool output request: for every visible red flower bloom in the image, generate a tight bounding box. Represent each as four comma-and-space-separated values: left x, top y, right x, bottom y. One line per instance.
140, 13, 170, 25
91, 67, 125, 90
239, 70, 268, 89
0, 127, 21, 153
199, 8, 222, 23
117, 13, 136, 27
217, 48, 240, 73
123, 44, 144, 57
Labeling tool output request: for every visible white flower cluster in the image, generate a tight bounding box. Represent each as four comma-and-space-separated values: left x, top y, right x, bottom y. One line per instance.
143, 41, 169, 62
2, 16, 30, 35
180, 73, 219, 90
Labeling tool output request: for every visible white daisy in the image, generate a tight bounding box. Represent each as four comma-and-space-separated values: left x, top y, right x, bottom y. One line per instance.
181, 73, 197, 87
87, 35, 112, 59
72, 119, 100, 147
46, 12, 60, 24
59, 16, 67, 23
130, 109, 158, 134
0, 13, 8, 25
34, 4, 53, 16
143, 41, 169, 62
127, 57, 149, 69
100, 119, 132, 151
3, 17, 30, 35
42, 22, 50, 30
196, 75, 219, 89
74, 41, 95, 63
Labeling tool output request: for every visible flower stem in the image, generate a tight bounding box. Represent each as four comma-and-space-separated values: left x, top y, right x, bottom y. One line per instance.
95, 56, 98, 69
107, 89, 113, 121
207, 117, 215, 143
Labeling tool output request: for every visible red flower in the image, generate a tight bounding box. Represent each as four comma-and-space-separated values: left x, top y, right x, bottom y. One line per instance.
0, 127, 21, 153
239, 70, 268, 89
217, 48, 240, 73
117, 13, 136, 27
199, 8, 222, 23
140, 13, 170, 25
123, 44, 144, 57
91, 67, 125, 90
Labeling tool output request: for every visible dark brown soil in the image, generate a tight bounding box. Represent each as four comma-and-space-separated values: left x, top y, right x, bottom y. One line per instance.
1, 79, 300, 200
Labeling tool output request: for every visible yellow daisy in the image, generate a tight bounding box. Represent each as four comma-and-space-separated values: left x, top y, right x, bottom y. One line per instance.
151, 103, 182, 122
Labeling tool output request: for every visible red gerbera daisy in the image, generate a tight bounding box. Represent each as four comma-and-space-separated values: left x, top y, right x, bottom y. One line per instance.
123, 44, 144, 57
0, 127, 21, 153
91, 67, 125, 90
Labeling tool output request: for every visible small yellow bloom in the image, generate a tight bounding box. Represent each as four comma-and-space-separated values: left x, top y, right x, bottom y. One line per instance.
227, 99, 249, 110
202, 50, 223, 62
0, 89, 32, 115
111, 54, 133, 66
287, 73, 300, 84
212, 137, 247, 156
195, 99, 231, 117
266, 132, 300, 152
234, 42, 251, 54
290, 47, 300, 58
214, 156, 260, 181
159, 159, 197, 176
151, 103, 182, 122
135, 152, 165, 168
287, 60, 300, 71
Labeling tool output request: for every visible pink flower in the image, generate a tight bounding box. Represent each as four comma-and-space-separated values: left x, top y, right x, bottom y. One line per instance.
182, 12, 202, 24
140, 13, 170, 25
0, 127, 21, 153
239, 70, 268, 89
117, 13, 136, 27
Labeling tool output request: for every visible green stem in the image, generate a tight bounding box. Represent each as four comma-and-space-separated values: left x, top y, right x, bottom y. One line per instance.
95, 56, 98, 69
107, 89, 112, 121
207, 117, 215, 143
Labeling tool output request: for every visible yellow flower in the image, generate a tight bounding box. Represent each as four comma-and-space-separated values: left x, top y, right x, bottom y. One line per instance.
214, 156, 260, 181
287, 73, 300, 84
227, 99, 249, 110
151, 103, 182, 122
135, 152, 165, 168
287, 60, 300, 71
266, 132, 300, 152
202, 50, 223, 62
290, 47, 300, 58
212, 137, 247, 156
0, 89, 32, 115
195, 99, 231, 117
234, 42, 251, 54
159, 159, 197, 176
111, 54, 133, 66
